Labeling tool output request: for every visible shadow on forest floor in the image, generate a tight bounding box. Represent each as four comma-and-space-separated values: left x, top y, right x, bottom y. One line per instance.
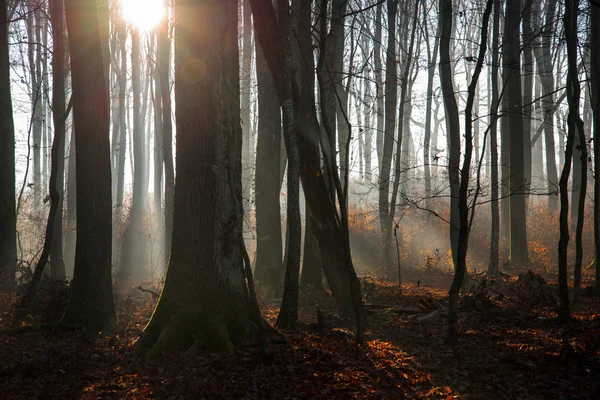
1, 270, 599, 399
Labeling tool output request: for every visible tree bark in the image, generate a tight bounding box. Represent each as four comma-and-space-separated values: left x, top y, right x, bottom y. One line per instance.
120, 27, 147, 281
447, 0, 493, 345
277, 0, 301, 329
254, 41, 283, 292
486, 0, 501, 277
49, 0, 66, 279
439, 0, 460, 270
249, 0, 365, 338
565, 0, 586, 310
137, 0, 258, 358
61, 0, 115, 332
0, 0, 16, 289
423, 0, 439, 211
536, 0, 559, 209
592, 0, 600, 297
374, 1, 384, 172
505, 0, 528, 267
157, 0, 174, 268
378, 0, 398, 274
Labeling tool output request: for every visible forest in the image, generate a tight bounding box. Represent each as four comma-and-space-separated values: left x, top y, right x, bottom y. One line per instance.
0, 0, 599, 398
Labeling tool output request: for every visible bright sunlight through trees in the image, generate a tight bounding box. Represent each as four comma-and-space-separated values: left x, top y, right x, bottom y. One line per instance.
121, 0, 164, 31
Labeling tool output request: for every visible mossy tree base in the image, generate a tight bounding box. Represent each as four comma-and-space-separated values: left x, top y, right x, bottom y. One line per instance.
137, 303, 254, 360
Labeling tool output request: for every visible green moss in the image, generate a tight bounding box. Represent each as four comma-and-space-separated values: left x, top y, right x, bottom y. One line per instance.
143, 307, 252, 359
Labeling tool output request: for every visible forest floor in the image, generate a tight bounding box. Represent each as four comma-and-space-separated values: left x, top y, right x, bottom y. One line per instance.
1, 269, 599, 399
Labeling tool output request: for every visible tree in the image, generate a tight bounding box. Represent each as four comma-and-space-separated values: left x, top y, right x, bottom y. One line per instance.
49, 0, 67, 278
557, 0, 579, 324
61, 0, 115, 332
534, 0, 559, 209
486, 0, 501, 277
157, 0, 174, 268
565, 0, 586, 311
439, 0, 460, 270
119, 26, 148, 280
276, 0, 301, 329
504, 0, 528, 267
0, 0, 16, 290
592, 0, 600, 297
422, 0, 439, 211
136, 0, 260, 358
374, 1, 384, 171
253, 36, 283, 292
378, 0, 398, 273
446, 0, 494, 345
249, 0, 365, 340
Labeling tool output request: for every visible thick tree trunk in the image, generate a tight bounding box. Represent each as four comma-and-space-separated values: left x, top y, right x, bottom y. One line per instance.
61, 0, 115, 332
157, 1, 174, 267
241, 0, 253, 218
505, 0, 528, 267
137, 0, 256, 358
0, 0, 16, 289
301, 198, 322, 290
592, 0, 600, 297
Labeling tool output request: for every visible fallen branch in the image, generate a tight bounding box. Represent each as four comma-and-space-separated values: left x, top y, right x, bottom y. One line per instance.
138, 286, 160, 299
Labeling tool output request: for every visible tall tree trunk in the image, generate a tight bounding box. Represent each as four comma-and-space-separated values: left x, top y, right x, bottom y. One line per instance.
61, 0, 115, 332
158, 0, 174, 268
390, 0, 419, 286
277, 0, 301, 329
592, 0, 600, 296
253, 42, 283, 292
374, 1, 384, 172
362, 32, 372, 183
301, 196, 322, 289
120, 27, 147, 280
0, 0, 16, 289
49, 0, 66, 278
557, 0, 577, 323
115, 21, 127, 220
423, 0, 439, 211
250, 0, 366, 338
241, 0, 253, 217
565, 0, 586, 310
439, 0, 460, 270
522, 0, 534, 206
297, 0, 322, 292
486, 0, 501, 277
447, 0, 493, 345
65, 127, 76, 276
505, 0, 528, 267
137, 0, 259, 358
378, 0, 398, 274
537, 0, 559, 209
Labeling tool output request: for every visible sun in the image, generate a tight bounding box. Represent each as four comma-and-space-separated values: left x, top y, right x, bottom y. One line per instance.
121, 0, 165, 31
